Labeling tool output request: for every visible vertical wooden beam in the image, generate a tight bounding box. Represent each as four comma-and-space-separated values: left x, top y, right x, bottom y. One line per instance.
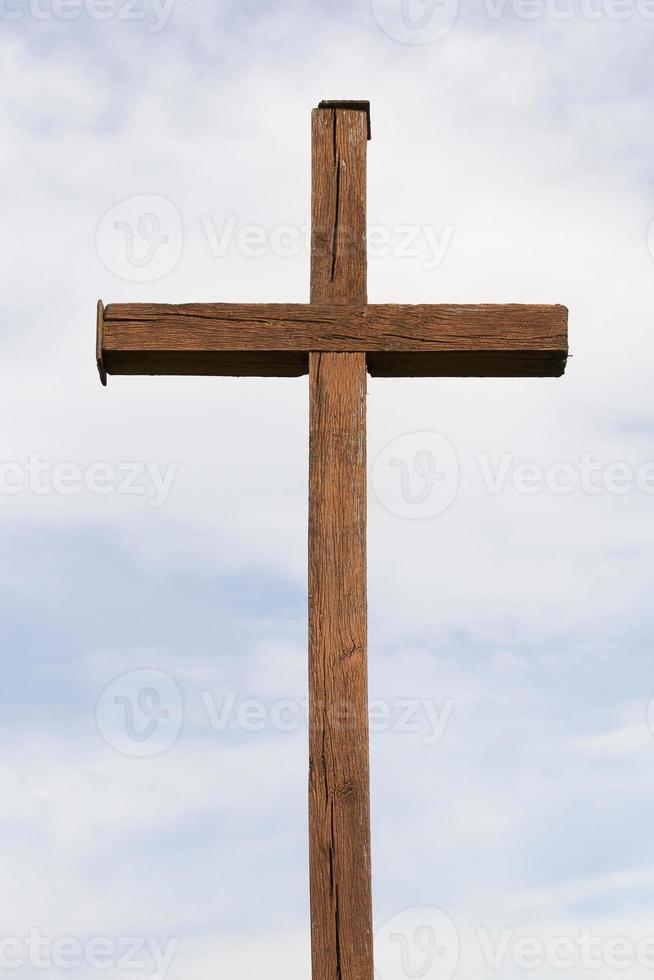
311, 105, 368, 306
308, 105, 373, 980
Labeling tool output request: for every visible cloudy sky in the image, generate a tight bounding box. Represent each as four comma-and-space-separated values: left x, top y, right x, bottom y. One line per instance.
2, 1, 654, 978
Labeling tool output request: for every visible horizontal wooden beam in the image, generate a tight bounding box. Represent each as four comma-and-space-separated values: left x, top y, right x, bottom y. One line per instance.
97, 301, 568, 382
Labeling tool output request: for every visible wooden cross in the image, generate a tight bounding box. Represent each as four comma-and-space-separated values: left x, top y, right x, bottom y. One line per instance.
96, 100, 568, 980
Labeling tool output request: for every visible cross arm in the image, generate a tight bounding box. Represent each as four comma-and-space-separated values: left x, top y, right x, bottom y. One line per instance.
96, 300, 568, 383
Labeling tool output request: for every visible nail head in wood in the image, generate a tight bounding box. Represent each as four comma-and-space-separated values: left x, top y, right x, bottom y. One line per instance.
96, 299, 107, 387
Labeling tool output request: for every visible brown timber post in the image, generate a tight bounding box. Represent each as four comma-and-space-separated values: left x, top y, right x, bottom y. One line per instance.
308, 103, 374, 980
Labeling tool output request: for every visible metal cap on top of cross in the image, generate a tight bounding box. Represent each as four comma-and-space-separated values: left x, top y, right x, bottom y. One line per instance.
96, 100, 568, 980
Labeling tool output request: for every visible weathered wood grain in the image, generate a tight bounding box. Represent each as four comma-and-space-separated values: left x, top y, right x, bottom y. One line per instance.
96, 299, 107, 386
93, 98, 571, 980
99, 303, 568, 378
309, 352, 371, 980
308, 105, 374, 980
311, 106, 368, 306
318, 100, 372, 140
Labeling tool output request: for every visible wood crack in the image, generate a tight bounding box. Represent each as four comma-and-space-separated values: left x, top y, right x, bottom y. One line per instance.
330, 802, 344, 980
331, 160, 342, 283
